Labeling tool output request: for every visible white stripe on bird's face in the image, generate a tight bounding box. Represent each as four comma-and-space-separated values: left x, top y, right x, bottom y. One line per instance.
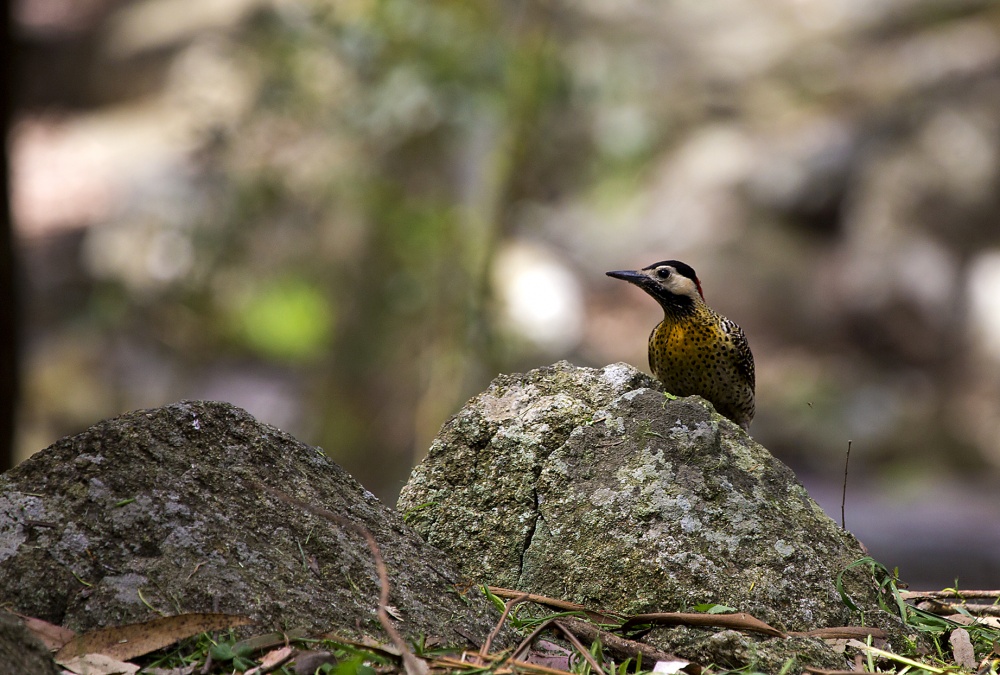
647, 265, 703, 302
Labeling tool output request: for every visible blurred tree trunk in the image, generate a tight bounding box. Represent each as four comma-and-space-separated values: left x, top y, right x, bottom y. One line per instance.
0, 0, 18, 472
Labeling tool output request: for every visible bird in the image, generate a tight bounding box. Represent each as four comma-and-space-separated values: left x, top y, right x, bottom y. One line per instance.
606, 260, 755, 432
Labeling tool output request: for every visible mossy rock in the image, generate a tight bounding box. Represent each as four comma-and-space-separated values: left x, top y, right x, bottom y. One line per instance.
400, 361, 908, 671
0, 401, 506, 647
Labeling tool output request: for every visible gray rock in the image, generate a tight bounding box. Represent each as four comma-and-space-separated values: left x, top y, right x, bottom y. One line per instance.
646, 626, 850, 673
0, 401, 503, 647
0, 612, 60, 675
399, 361, 896, 663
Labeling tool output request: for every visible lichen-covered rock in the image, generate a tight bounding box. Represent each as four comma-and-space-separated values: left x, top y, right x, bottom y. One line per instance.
399, 361, 885, 633
0, 401, 504, 647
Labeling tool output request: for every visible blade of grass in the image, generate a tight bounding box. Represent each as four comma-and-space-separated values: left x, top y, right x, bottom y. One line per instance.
848, 639, 948, 673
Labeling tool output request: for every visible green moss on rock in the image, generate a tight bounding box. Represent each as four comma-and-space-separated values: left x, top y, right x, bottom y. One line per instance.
0, 401, 505, 647
399, 361, 903, 670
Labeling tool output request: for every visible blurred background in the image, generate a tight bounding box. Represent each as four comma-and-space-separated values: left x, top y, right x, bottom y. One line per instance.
5, 0, 1000, 589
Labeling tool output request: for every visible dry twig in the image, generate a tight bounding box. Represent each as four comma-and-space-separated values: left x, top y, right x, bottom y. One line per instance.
508, 618, 559, 663
621, 611, 785, 637
491, 587, 886, 670
439, 652, 577, 675
901, 590, 1000, 600
557, 617, 690, 668
902, 589, 1000, 617
479, 593, 529, 662
488, 586, 622, 623
914, 600, 1000, 617
554, 620, 606, 675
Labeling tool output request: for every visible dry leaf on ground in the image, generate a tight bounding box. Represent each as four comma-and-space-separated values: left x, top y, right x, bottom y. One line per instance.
59, 653, 140, 675
16, 613, 77, 650
56, 612, 252, 662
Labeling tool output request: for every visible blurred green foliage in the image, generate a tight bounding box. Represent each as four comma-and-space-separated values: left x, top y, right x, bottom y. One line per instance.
190, 0, 597, 495
231, 278, 333, 361
17, 0, 1000, 589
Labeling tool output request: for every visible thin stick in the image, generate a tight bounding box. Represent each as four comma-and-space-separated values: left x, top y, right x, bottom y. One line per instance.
841, 440, 852, 530
557, 617, 685, 665
555, 620, 606, 675
487, 586, 622, 623
911, 600, 1000, 617
258, 485, 428, 675
469, 652, 581, 675
901, 590, 1000, 600
507, 618, 558, 664
621, 611, 785, 638
479, 593, 529, 661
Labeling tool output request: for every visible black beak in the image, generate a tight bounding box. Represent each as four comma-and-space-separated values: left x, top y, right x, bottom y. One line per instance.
606, 269, 646, 284
607, 268, 673, 308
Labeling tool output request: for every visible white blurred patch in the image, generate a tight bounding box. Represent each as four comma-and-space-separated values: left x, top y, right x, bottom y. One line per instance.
896, 236, 957, 319
968, 251, 1000, 362
105, 0, 260, 58
493, 243, 583, 354
836, 233, 956, 322
643, 125, 752, 252
595, 104, 652, 159
652, 660, 691, 674
920, 110, 998, 202
83, 217, 195, 292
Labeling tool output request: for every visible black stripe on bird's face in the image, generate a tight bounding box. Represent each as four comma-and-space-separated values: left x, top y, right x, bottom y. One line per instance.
607, 261, 704, 313
641, 260, 704, 300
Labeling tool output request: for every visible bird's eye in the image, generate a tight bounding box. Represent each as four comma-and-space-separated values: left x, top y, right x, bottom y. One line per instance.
655, 267, 671, 279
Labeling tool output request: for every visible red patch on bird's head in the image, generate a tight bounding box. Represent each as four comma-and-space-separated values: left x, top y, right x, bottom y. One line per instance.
694, 277, 704, 300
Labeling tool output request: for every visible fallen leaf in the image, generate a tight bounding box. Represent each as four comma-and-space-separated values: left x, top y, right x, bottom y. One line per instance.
56, 613, 253, 662
950, 628, 976, 669
16, 613, 77, 650
403, 654, 430, 675
140, 667, 197, 675
523, 651, 571, 671
357, 635, 402, 657
59, 653, 139, 675
245, 646, 292, 675
524, 640, 572, 671
823, 638, 849, 654
292, 650, 337, 675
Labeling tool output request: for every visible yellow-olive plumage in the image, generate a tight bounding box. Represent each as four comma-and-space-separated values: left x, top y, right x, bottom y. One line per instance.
607, 260, 755, 432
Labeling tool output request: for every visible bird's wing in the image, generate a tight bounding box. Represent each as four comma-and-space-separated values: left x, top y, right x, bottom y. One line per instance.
721, 318, 755, 392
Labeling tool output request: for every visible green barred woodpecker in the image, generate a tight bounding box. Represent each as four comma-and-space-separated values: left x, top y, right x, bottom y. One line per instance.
607, 260, 755, 432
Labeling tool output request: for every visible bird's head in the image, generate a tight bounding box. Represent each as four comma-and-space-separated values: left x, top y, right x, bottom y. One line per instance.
606, 260, 705, 311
